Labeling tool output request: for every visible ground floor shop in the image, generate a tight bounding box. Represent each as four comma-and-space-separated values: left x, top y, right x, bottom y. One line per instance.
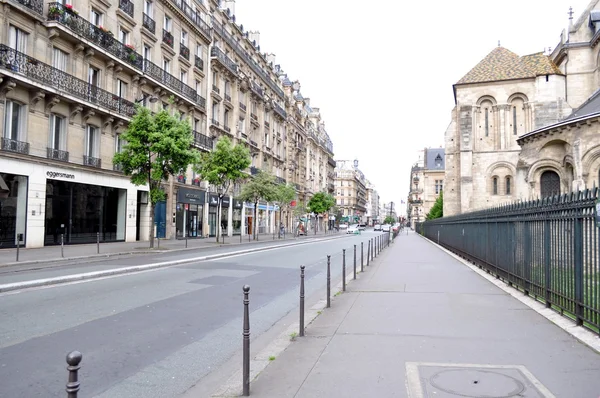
0, 157, 149, 248
175, 187, 205, 239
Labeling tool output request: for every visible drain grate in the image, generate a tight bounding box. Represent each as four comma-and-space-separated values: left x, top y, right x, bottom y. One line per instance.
406, 363, 556, 398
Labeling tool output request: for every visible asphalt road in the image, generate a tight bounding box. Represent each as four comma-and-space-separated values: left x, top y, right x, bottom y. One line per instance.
0, 231, 384, 397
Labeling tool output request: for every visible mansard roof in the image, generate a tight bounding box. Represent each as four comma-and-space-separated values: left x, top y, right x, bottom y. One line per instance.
456, 47, 563, 85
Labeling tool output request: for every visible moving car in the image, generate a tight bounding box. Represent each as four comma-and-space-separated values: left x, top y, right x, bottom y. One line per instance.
347, 224, 359, 234
358, 224, 366, 231
382, 224, 391, 232
373, 224, 382, 231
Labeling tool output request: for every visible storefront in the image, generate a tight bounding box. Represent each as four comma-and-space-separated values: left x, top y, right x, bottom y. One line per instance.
175, 187, 205, 238
208, 193, 218, 237
221, 195, 230, 235
0, 172, 28, 248
232, 199, 242, 235
245, 205, 254, 235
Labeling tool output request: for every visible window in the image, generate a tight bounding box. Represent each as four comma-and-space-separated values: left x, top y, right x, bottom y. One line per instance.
143, 45, 151, 61
180, 69, 187, 84
181, 30, 188, 46
224, 109, 230, 128
144, 0, 153, 16
116, 79, 128, 98
119, 28, 129, 45
435, 179, 443, 194
505, 176, 511, 195
90, 9, 102, 26
164, 15, 172, 32
513, 107, 517, 135
196, 44, 203, 58
239, 117, 245, 133
212, 71, 218, 86
194, 118, 200, 131
115, 134, 125, 153
492, 177, 498, 195
224, 80, 230, 96
540, 171, 560, 198
4, 101, 24, 141
211, 103, 218, 120
195, 79, 201, 94
264, 132, 269, 146
85, 125, 99, 158
53, 48, 68, 70
49, 114, 65, 150
484, 108, 489, 137
8, 25, 28, 53
163, 58, 171, 73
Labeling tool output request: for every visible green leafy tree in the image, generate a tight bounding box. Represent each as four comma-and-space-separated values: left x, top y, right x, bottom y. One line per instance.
426, 191, 443, 220
383, 215, 396, 225
238, 170, 277, 240
195, 136, 251, 242
113, 105, 199, 248
272, 183, 296, 237
307, 192, 335, 234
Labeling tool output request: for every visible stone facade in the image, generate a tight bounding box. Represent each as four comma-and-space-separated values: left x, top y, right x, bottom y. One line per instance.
334, 160, 368, 223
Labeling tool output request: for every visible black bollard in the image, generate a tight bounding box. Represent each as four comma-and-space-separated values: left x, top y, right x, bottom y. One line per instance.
299, 265, 305, 337
61, 234, 64, 258
16, 234, 21, 262
157, 236, 160, 249
361, 242, 364, 272
66, 351, 82, 398
353, 244, 357, 280
185, 235, 188, 248
342, 249, 346, 292
367, 240, 370, 266
96, 232, 100, 254
326, 255, 331, 308
240, 232, 242, 243
242, 285, 250, 396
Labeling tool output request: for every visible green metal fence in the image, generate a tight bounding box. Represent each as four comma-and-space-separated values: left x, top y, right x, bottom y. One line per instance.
419, 188, 600, 334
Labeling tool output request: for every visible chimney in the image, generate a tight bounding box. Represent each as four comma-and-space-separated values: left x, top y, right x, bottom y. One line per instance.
266, 53, 276, 65
221, 0, 235, 15
248, 31, 260, 46
292, 81, 301, 91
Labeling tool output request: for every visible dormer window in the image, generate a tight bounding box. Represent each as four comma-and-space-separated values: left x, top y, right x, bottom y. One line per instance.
435, 154, 442, 168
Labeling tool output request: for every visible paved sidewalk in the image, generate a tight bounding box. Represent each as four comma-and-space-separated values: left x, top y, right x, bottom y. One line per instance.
246, 231, 600, 398
0, 230, 340, 267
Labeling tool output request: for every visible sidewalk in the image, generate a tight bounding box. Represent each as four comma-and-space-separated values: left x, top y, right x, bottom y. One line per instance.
246, 231, 600, 398
0, 230, 340, 267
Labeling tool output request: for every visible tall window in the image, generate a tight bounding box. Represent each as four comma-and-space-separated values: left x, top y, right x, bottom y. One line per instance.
49, 114, 65, 150
4, 101, 24, 141
164, 15, 172, 32
143, 45, 151, 61
239, 117, 245, 133
224, 80, 230, 96
90, 9, 102, 26
196, 44, 203, 59
143, 0, 153, 16
180, 30, 188, 46
163, 58, 171, 73
119, 28, 130, 45
224, 109, 230, 128
211, 103, 218, 121
484, 108, 489, 137
513, 107, 517, 135
195, 79, 201, 94
85, 125, 98, 158
8, 25, 28, 53
53, 48, 68, 71
492, 177, 498, 195
180, 69, 187, 84
116, 79, 128, 99
435, 179, 443, 194
115, 133, 124, 153
505, 176, 511, 195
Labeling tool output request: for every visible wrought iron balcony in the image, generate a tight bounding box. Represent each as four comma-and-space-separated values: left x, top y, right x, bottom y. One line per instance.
210, 46, 238, 76
211, 118, 220, 127
224, 125, 231, 133
241, 132, 248, 139
193, 130, 213, 151
197, 95, 206, 110
0, 45, 136, 118
83, 155, 101, 168
250, 113, 258, 121
249, 140, 259, 148
264, 121, 270, 129
328, 157, 336, 167
10, 0, 43, 15
212, 84, 220, 94
143, 13, 155, 33
272, 101, 287, 119
224, 93, 231, 103
194, 55, 203, 71
239, 102, 247, 111
250, 81, 264, 98
163, 29, 174, 48
119, 0, 133, 18
170, 0, 212, 41
1, 138, 29, 154
276, 176, 286, 185
180, 43, 190, 60
47, 147, 69, 162
142, 59, 199, 104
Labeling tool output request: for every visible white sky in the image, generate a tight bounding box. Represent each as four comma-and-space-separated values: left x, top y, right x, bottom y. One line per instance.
233, 0, 591, 214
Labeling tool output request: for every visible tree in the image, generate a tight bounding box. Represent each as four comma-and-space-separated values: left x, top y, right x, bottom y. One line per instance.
426, 191, 443, 220
383, 215, 396, 225
238, 170, 277, 240
292, 200, 307, 234
272, 183, 296, 237
307, 192, 335, 234
195, 136, 251, 242
113, 104, 199, 248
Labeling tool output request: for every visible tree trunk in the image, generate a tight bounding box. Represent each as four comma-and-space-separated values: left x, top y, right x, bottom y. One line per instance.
148, 202, 155, 249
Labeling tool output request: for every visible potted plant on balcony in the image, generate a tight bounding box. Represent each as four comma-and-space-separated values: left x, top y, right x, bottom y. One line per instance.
48, 5, 64, 19
125, 44, 137, 62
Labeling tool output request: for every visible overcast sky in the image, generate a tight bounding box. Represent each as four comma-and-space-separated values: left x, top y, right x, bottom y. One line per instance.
233, 0, 591, 214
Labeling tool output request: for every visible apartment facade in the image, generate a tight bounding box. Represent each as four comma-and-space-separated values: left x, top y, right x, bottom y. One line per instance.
0, 0, 335, 248
365, 180, 379, 226
334, 160, 368, 224
407, 148, 445, 228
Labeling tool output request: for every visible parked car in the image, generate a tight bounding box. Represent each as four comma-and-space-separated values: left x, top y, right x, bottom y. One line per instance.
339, 223, 348, 230
373, 224, 382, 231
347, 224, 359, 234
382, 224, 391, 232
358, 224, 366, 231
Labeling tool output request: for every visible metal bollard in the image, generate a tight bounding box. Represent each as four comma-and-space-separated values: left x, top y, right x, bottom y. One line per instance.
367, 240, 370, 266
361, 242, 364, 272
157, 236, 160, 249
326, 255, 331, 308
242, 285, 251, 396
96, 232, 100, 254
185, 236, 188, 248
61, 234, 64, 258
66, 350, 82, 398
240, 233, 242, 243
299, 265, 305, 337
16, 234, 21, 262
353, 244, 357, 280
342, 249, 346, 292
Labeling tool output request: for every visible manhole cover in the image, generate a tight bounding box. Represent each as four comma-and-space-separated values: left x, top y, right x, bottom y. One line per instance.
429, 369, 525, 397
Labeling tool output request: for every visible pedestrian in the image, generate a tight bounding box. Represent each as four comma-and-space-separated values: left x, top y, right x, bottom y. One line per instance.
280, 222, 285, 238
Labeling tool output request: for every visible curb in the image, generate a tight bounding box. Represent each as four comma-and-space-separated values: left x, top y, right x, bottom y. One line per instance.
417, 234, 600, 354
210, 235, 394, 397
0, 234, 349, 293
0, 233, 345, 269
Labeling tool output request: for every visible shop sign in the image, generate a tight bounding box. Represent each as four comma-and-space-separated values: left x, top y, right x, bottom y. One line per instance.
178, 188, 205, 204
208, 193, 219, 206
47, 171, 75, 180
233, 199, 243, 209
222, 195, 230, 208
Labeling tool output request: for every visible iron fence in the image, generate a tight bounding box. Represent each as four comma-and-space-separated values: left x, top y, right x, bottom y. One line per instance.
420, 188, 600, 334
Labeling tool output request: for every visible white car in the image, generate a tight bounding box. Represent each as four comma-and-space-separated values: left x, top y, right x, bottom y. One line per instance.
373, 224, 382, 231
347, 224, 359, 234
382, 224, 391, 232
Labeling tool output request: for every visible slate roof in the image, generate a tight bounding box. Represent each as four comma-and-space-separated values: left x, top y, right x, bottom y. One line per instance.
425, 148, 445, 170
456, 47, 563, 85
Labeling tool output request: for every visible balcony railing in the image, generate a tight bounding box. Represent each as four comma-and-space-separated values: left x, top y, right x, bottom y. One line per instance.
210, 46, 238, 75
194, 55, 203, 71
0, 45, 136, 118
142, 13, 155, 33
250, 81, 264, 98
142, 59, 199, 104
212, 84, 220, 94
241, 132, 248, 139
224, 125, 231, 133
211, 119, 220, 127
1, 138, 29, 154
224, 93, 231, 103
249, 140, 258, 148
10, 0, 43, 15
272, 101, 287, 119
264, 121, 270, 129
163, 29, 174, 48
239, 102, 247, 111
47, 147, 69, 162
180, 43, 190, 60
171, 0, 212, 41
119, 0, 133, 18
193, 130, 213, 151
276, 176, 286, 185
328, 157, 336, 167
250, 113, 258, 121
83, 155, 101, 168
